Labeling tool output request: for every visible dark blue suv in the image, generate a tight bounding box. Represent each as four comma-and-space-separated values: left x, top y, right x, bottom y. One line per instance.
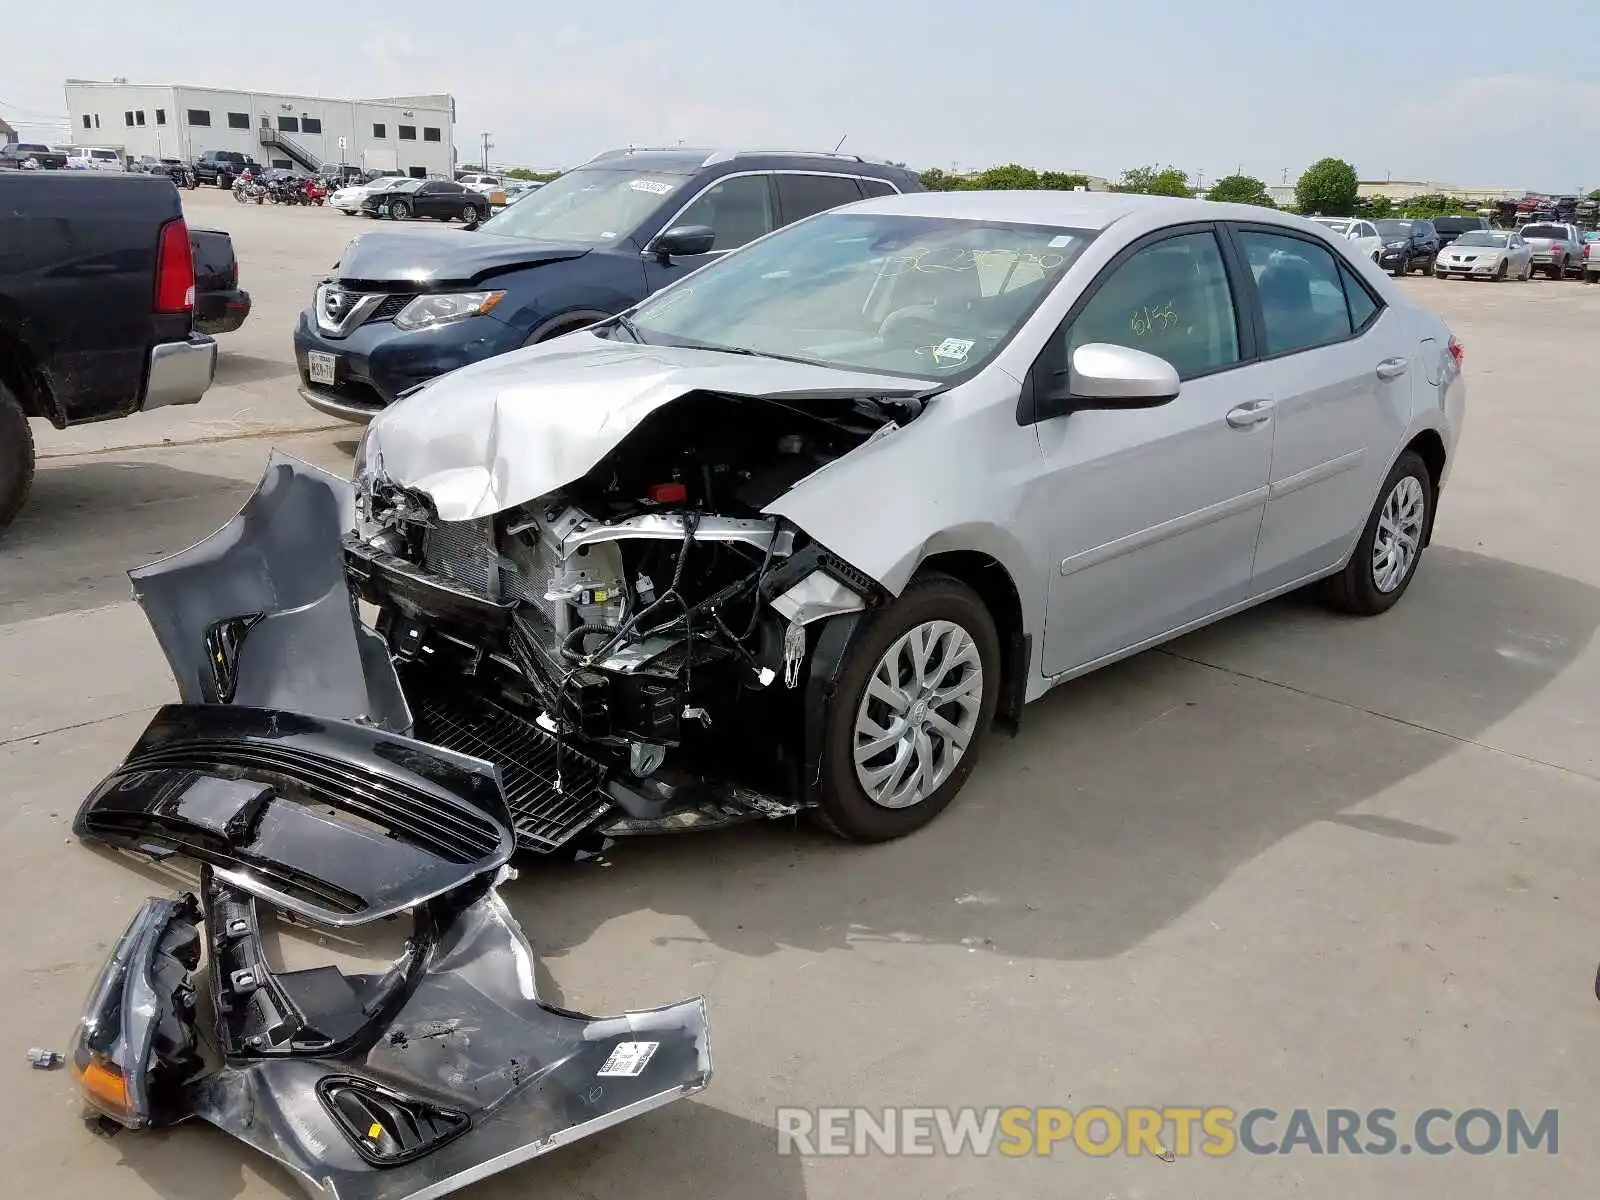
294, 147, 923, 422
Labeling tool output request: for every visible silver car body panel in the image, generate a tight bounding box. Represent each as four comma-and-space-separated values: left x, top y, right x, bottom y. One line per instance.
357, 192, 1463, 706
359, 338, 934, 523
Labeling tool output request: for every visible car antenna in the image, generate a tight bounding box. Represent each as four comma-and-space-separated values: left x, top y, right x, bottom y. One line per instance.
832, 134, 848, 152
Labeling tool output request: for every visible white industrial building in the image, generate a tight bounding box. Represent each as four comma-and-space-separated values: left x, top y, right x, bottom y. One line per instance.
63, 80, 456, 177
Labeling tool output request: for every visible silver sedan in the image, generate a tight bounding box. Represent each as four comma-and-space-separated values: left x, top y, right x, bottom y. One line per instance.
1433, 229, 1533, 281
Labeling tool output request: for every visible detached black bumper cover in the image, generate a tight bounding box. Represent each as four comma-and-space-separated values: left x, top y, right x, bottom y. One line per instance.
73, 874, 711, 1200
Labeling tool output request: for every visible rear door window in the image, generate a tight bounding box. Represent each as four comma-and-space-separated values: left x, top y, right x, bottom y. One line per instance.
1236, 229, 1354, 355
775, 173, 866, 224
858, 178, 899, 198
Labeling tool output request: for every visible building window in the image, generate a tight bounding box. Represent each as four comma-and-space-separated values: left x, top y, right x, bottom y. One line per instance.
82, 114, 92, 129
125, 111, 135, 127
278, 116, 299, 133
301, 117, 322, 134
272, 158, 292, 169
372, 123, 386, 138
135, 110, 146, 127
94, 114, 100, 128
155, 108, 166, 125
188, 109, 211, 127
409, 166, 426, 178
226, 112, 249, 129
398, 125, 417, 141
423, 127, 441, 142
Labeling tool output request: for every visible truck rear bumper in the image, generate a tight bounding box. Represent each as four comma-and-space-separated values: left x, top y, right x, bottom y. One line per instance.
144, 334, 218, 410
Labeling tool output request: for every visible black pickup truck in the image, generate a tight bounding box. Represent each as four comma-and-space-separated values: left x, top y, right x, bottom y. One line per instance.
0, 142, 68, 170
0, 172, 218, 531
193, 150, 262, 188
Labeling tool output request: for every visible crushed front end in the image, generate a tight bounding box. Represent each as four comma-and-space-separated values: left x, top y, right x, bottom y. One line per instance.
346, 388, 897, 852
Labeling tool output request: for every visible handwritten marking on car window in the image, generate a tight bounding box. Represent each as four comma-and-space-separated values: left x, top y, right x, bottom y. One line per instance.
1130, 302, 1177, 338
875, 247, 1066, 278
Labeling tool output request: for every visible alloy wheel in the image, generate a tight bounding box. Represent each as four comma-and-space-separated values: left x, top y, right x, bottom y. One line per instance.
1371, 475, 1426, 593
852, 619, 984, 809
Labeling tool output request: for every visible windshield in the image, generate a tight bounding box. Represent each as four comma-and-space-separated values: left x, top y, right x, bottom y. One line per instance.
623, 211, 1093, 381
1375, 220, 1413, 238
1312, 219, 1352, 234
384, 179, 424, 193
1521, 224, 1565, 240
1454, 231, 1508, 248
478, 168, 688, 244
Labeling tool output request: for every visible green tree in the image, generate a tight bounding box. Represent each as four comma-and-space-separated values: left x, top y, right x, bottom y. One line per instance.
1399, 193, 1475, 219
920, 167, 956, 191
1295, 158, 1359, 216
1114, 164, 1193, 197
1204, 173, 1275, 207
1357, 195, 1394, 218
1589, 189, 1600, 200
971, 163, 1042, 190
505, 167, 561, 182
1039, 171, 1093, 191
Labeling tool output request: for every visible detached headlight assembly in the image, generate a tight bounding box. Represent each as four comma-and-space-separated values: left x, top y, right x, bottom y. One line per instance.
392, 291, 506, 332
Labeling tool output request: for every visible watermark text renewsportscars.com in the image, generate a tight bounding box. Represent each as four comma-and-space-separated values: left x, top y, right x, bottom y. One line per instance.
775, 1106, 1559, 1158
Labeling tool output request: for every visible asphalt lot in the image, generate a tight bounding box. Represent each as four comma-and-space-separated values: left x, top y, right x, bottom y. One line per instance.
4, 189, 1599, 1199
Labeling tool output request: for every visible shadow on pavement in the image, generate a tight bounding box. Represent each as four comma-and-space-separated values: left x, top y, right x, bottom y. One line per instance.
504, 547, 1599, 965
0, 461, 258, 625
214, 353, 296, 387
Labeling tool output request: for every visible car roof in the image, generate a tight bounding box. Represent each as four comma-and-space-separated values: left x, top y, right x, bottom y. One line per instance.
842, 189, 1349, 234
580, 146, 917, 179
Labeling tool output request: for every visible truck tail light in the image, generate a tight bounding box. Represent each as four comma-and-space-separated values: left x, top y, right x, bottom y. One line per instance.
1447, 336, 1464, 366
154, 217, 195, 313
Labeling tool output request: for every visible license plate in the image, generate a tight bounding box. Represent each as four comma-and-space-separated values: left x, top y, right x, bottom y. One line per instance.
378, 204, 389, 216
307, 351, 336, 386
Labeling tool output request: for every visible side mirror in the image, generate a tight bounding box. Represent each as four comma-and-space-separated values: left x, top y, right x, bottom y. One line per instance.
652, 225, 716, 262
1044, 343, 1181, 414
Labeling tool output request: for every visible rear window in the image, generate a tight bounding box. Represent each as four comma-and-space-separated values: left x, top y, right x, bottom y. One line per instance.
1521, 225, 1567, 239
1433, 217, 1483, 233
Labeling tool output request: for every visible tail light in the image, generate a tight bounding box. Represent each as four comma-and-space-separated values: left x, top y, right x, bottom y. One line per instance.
1447, 336, 1464, 366
153, 218, 195, 313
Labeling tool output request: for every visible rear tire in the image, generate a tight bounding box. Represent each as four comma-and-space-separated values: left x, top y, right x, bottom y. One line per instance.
1322, 450, 1432, 617
0, 385, 36, 534
812, 574, 1001, 841
460, 203, 481, 227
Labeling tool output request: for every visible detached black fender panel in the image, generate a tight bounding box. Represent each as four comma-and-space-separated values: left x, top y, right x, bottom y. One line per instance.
73, 704, 516, 925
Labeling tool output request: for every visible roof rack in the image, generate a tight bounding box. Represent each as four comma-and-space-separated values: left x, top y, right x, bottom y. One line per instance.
705, 149, 878, 166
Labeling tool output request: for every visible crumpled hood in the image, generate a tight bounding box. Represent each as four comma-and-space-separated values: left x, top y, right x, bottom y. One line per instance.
336, 229, 590, 288
362, 333, 932, 522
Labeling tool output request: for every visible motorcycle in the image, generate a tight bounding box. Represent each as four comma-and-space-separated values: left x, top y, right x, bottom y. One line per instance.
232, 175, 266, 204
300, 178, 328, 205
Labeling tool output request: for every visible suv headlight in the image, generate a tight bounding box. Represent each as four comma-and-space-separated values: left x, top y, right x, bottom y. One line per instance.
392, 291, 506, 332
1384, 240, 1407, 249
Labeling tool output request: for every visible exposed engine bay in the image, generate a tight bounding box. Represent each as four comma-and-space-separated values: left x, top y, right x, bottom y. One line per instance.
350, 389, 910, 851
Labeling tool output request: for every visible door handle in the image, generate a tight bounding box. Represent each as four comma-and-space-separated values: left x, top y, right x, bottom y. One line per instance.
1226, 400, 1275, 429
1375, 357, 1409, 380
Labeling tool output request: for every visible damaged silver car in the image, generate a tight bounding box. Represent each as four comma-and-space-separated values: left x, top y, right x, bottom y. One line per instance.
104, 192, 1465, 857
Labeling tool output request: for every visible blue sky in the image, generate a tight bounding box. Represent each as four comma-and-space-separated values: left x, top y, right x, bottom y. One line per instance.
4, 0, 1599, 190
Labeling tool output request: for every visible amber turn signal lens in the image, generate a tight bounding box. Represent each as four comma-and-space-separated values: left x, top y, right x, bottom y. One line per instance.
71, 1052, 133, 1122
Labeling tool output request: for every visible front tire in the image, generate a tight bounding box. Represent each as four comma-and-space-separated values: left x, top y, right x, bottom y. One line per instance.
0, 385, 36, 533
1323, 451, 1432, 616
813, 574, 1001, 841
390, 200, 411, 220
1494, 260, 1507, 281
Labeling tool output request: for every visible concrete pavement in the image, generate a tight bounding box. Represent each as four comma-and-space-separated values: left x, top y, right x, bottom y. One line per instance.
3, 194, 1597, 1199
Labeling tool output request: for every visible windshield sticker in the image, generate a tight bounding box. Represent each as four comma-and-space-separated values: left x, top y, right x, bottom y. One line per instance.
932, 338, 975, 365
1048, 235, 1075, 248
629, 179, 675, 195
